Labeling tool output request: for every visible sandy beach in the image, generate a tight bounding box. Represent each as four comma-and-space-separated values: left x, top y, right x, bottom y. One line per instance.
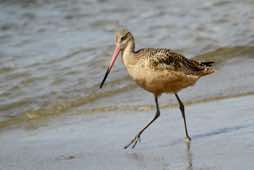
1, 95, 254, 170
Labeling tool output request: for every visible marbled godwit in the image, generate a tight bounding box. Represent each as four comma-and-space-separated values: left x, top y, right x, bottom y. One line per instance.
100, 28, 214, 149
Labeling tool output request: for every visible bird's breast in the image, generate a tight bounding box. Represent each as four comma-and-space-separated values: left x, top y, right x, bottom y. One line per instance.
126, 63, 199, 95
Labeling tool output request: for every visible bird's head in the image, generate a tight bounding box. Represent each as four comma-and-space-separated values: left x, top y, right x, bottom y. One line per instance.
115, 28, 133, 50
100, 28, 133, 88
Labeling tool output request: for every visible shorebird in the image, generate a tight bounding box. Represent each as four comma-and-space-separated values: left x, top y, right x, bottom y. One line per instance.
100, 28, 214, 149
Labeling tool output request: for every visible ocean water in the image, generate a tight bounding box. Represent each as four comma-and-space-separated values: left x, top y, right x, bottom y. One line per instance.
0, 0, 254, 127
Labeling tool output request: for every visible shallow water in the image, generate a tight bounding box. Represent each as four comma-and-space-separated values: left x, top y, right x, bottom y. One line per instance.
0, 0, 254, 127
1, 95, 254, 170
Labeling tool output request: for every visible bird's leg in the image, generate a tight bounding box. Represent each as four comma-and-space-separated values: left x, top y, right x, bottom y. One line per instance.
174, 93, 191, 142
124, 95, 160, 149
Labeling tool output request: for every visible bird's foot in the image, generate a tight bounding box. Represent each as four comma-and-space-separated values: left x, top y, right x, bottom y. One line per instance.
124, 134, 141, 149
184, 136, 191, 143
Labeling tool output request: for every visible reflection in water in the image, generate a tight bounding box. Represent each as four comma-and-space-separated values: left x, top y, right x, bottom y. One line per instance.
125, 124, 249, 169
127, 152, 145, 162
126, 142, 194, 170
127, 151, 171, 169
185, 142, 193, 170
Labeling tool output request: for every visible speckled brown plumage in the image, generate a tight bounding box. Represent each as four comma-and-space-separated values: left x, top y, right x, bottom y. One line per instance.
100, 28, 215, 149
134, 48, 214, 76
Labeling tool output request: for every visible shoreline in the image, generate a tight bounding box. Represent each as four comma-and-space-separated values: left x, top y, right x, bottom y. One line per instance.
1, 90, 254, 131
1, 94, 254, 170
1, 46, 254, 130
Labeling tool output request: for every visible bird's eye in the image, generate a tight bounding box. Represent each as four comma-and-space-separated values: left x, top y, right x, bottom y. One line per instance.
121, 33, 128, 41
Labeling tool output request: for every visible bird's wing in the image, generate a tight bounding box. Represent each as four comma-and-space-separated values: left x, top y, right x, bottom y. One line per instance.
145, 48, 208, 75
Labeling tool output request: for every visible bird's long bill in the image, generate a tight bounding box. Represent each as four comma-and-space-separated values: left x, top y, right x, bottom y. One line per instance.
99, 46, 120, 88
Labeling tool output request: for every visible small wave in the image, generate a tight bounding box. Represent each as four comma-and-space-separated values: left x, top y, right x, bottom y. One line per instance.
1, 45, 254, 129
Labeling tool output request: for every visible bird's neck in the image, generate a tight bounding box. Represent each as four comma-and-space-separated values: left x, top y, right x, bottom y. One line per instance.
121, 38, 138, 66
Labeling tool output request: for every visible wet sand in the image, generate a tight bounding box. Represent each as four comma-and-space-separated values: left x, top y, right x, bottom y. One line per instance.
1, 95, 254, 170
